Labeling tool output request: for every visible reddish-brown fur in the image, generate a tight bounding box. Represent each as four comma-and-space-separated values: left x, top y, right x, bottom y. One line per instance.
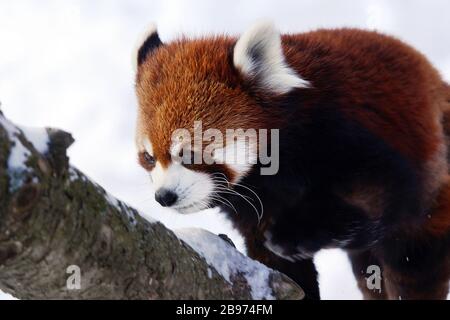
136, 28, 450, 299
137, 29, 448, 171
426, 178, 450, 236
136, 37, 286, 170
283, 30, 446, 165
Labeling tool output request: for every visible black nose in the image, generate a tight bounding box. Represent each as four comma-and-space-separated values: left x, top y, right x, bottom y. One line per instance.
155, 189, 178, 207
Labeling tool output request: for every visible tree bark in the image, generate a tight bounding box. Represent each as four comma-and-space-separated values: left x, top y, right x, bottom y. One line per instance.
0, 111, 304, 300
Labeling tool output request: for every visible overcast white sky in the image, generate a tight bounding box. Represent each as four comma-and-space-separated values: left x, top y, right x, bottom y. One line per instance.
1, 0, 449, 300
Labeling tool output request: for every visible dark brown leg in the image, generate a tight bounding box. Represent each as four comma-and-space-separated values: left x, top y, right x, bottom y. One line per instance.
348, 249, 387, 300
381, 181, 450, 300
382, 264, 449, 300
246, 240, 320, 300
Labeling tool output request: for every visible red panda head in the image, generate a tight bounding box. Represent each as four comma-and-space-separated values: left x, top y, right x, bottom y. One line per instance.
134, 22, 309, 213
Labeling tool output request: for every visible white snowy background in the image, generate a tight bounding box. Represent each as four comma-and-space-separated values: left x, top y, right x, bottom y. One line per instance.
1, 0, 449, 300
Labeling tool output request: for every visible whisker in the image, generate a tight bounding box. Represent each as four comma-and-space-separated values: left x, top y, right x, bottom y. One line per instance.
230, 181, 264, 222
210, 193, 238, 214
211, 173, 263, 223
214, 188, 254, 202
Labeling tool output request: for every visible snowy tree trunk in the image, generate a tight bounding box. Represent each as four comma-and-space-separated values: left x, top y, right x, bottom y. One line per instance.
0, 110, 304, 300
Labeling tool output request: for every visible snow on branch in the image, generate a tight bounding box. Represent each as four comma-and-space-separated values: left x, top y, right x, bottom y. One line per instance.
0, 109, 304, 300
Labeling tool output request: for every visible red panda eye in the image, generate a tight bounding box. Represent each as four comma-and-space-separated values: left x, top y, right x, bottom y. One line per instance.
143, 152, 155, 166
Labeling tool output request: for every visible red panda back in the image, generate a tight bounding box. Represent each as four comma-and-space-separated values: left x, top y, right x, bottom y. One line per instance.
282, 29, 447, 166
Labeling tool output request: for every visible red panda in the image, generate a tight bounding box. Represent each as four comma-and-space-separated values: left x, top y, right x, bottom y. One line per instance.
134, 22, 450, 300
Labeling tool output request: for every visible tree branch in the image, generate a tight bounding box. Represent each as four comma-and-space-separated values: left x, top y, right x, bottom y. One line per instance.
0, 111, 304, 300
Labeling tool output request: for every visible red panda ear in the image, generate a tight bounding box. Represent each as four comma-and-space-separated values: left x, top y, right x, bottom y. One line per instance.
134, 23, 163, 69
233, 21, 310, 94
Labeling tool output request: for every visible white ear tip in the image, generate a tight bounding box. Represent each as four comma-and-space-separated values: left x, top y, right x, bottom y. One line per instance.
142, 23, 158, 38
132, 22, 159, 72
234, 21, 310, 94
234, 21, 277, 75
244, 20, 277, 37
